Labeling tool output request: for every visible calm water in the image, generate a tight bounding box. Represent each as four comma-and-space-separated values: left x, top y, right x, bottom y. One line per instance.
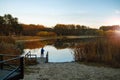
24, 46, 74, 62
23, 37, 96, 62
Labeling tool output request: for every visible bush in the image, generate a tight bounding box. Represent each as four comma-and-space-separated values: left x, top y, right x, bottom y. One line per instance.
36, 31, 57, 37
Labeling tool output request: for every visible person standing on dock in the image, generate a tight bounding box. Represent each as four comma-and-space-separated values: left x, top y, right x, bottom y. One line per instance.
41, 47, 44, 57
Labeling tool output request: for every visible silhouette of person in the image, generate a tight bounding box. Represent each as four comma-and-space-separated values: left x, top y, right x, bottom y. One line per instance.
41, 47, 44, 57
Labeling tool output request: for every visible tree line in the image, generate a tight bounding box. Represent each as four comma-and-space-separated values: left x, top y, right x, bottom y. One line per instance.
54, 24, 97, 36
22, 24, 120, 36
0, 14, 120, 36
0, 14, 23, 35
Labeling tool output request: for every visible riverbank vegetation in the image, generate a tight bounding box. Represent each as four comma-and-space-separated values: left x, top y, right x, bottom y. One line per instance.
0, 36, 24, 56
74, 37, 120, 68
1, 14, 120, 68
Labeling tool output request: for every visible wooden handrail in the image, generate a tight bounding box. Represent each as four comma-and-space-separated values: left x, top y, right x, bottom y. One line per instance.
24, 51, 37, 65
25, 51, 31, 57
0, 54, 18, 57
2, 66, 20, 80
25, 51, 37, 58
0, 54, 24, 80
0, 56, 21, 64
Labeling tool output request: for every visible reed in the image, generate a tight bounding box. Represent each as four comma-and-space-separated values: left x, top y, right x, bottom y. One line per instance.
74, 37, 120, 68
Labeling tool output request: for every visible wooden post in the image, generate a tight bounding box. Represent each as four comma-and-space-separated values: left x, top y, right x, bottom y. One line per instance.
45, 52, 48, 63
0, 55, 3, 69
20, 57, 24, 79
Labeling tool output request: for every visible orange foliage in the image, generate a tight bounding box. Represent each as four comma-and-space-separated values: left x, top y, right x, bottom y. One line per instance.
22, 24, 45, 31
36, 31, 57, 37
24, 41, 45, 49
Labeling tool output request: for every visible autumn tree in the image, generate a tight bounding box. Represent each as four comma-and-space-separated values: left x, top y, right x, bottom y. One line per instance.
22, 24, 45, 36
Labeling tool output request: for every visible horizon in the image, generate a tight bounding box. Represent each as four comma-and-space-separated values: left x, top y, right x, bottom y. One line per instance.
0, 0, 120, 28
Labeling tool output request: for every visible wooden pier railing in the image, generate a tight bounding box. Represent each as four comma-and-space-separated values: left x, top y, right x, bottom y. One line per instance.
25, 51, 37, 59
25, 51, 49, 64
25, 51, 37, 65
0, 54, 24, 80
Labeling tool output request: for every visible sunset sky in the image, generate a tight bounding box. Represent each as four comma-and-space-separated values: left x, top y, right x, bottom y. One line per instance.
0, 0, 120, 28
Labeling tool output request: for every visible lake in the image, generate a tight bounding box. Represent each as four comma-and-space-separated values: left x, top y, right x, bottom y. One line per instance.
23, 36, 96, 62
24, 46, 74, 62
23, 36, 120, 67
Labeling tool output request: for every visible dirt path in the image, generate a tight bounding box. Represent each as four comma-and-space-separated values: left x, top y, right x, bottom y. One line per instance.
23, 62, 120, 80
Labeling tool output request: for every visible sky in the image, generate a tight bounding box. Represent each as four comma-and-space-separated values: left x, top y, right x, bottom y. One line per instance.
0, 0, 120, 28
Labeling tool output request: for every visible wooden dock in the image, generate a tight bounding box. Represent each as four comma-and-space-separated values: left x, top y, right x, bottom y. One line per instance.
37, 57, 46, 64
37, 52, 49, 64
24, 51, 49, 65
0, 52, 48, 80
0, 54, 24, 80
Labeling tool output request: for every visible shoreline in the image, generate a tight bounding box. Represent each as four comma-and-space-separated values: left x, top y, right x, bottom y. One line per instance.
23, 62, 120, 80
12, 35, 98, 42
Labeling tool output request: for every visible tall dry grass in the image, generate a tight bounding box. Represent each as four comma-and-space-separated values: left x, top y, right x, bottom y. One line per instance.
0, 36, 15, 44
74, 37, 120, 68
0, 36, 25, 65
0, 36, 23, 56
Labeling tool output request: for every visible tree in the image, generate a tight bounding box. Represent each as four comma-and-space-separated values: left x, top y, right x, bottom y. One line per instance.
0, 16, 5, 35
0, 14, 23, 35
76, 25, 82, 30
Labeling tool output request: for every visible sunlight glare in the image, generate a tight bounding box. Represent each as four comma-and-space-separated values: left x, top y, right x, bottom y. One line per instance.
106, 17, 120, 25
115, 30, 120, 37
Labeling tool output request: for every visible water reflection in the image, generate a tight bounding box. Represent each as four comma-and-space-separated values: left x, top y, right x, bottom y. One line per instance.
23, 37, 95, 62
23, 37, 120, 67
24, 45, 74, 62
